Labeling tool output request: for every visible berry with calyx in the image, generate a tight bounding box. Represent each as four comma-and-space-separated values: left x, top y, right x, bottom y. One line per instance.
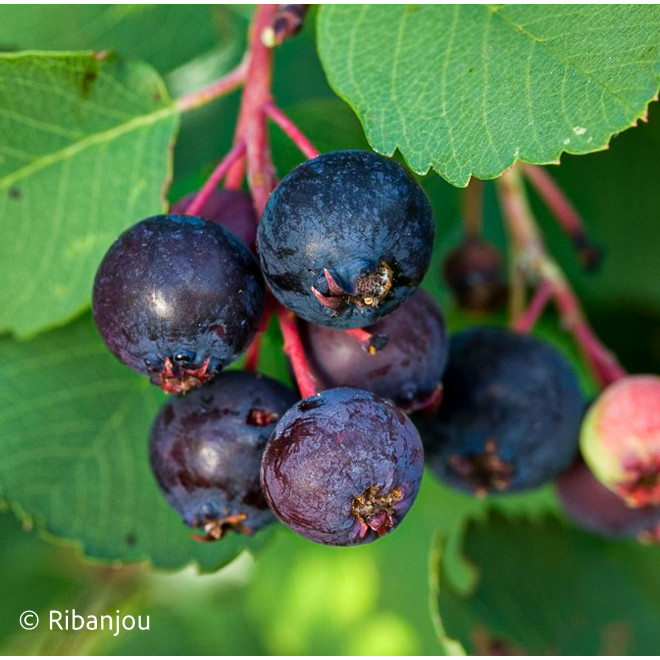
557, 460, 660, 544
149, 371, 298, 541
260, 387, 424, 546
299, 289, 448, 413
443, 236, 507, 312
418, 326, 584, 495
93, 215, 264, 394
171, 188, 257, 250
257, 150, 435, 329
580, 375, 660, 507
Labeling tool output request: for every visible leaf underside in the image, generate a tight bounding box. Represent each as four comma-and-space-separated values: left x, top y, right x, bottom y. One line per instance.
0, 52, 179, 337
317, 5, 660, 186
434, 514, 660, 654
0, 316, 270, 571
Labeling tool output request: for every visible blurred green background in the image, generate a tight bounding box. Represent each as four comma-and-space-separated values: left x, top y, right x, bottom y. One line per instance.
1, 5, 659, 655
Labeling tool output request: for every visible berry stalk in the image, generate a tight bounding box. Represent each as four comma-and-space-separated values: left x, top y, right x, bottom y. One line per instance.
277, 306, 317, 398
175, 59, 248, 112
497, 166, 625, 387
522, 164, 601, 269
264, 102, 320, 159
512, 279, 553, 334
185, 141, 246, 215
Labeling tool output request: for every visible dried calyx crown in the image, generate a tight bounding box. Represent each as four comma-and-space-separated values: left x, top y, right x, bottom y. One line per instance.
311, 259, 393, 316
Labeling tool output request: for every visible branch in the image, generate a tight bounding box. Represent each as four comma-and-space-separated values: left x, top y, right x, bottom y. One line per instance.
229, 5, 320, 399
497, 167, 625, 387
230, 4, 278, 216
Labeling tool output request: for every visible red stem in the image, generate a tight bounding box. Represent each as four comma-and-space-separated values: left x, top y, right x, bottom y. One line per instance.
175, 59, 248, 112
231, 5, 320, 393
224, 159, 245, 190
522, 164, 601, 268
498, 168, 625, 387
512, 280, 553, 334
552, 285, 627, 385
185, 141, 246, 216
277, 306, 318, 398
231, 5, 278, 377
230, 5, 278, 216
264, 102, 320, 160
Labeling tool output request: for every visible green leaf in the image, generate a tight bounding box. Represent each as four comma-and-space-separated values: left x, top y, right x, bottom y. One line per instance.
317, 5, 660, 186
0, 316, 272, 570
434, 515, 660, 654
0, 52, 179, 337
0, 6, 244, 85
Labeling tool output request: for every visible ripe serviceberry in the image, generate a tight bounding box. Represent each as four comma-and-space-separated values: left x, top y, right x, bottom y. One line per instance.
418, 327, 584, 495
261, 388, 424, 545
149, 371, 298, 540
93, 215, 264, 393
257, 150, 435, 329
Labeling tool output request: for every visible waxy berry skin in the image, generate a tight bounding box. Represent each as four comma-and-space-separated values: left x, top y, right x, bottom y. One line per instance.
557, 461, 660, 544
171, 189, 258, 250
92, 215, 264, 394
149, 371, 298, 541
260, 388, 424, 546
580, 375, 660, 507
418, 327, 584, 495
299, 289, 449, 413
257, 150, 435, 329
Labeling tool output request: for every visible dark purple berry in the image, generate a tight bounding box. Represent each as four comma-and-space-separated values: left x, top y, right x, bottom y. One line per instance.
417, 327, 583, 495
171, 189, 257, 250
299, 289, 449, 413
443, 237, 507, 312
557, 460, 660, 544
260, 387, 424, 546
92, 215, 264, 393
257, 150, 435, 329
149, 371, 298, 541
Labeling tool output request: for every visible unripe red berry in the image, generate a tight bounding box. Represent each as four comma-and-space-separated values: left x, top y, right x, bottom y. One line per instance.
580, 375, 660, 507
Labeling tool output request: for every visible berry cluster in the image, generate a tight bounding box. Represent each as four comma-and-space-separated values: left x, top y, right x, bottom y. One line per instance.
93, 146, 660, 549
93, 151, 435, 546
